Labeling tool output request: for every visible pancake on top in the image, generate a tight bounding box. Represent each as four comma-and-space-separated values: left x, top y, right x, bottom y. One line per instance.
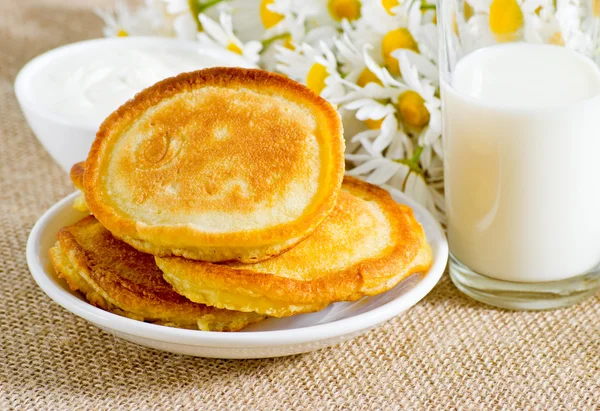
82, 68, 345, 263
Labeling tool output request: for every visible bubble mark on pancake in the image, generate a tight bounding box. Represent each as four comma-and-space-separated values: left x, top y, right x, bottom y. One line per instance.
138, 132, 170, 164
135, 131, 184, 169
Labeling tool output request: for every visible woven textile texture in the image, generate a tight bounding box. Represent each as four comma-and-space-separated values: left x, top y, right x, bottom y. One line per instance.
1, 1, 599, 409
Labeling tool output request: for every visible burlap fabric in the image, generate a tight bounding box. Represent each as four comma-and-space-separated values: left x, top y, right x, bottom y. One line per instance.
1, 1, 599, 409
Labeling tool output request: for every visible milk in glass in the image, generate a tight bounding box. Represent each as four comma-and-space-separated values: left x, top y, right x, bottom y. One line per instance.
442, 43, 600, 282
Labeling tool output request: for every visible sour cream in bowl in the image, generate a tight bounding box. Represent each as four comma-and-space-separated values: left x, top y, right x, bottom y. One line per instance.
15, 37, 256, 172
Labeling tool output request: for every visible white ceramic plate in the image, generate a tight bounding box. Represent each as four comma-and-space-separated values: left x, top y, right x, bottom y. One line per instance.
27, 191, 448, 359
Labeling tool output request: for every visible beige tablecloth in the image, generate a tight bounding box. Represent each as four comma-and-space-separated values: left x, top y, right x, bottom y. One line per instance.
1, 1, 598, 409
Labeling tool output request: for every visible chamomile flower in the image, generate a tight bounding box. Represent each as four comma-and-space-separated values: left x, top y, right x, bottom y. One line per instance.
582, 1, 600, 62
345, 154, 444, 220
336, 18, 384, 66
342, 48, 439, 135
334, 32, 382, 86
335, 58, 407, 158
402, 0, 440, 66
265, 0, 312, 36
391, 1, 440, 72
386, 171, 445, 222
228, 0, 296, 42
357, 0, 428, 75
390, 51, 441, 137
275, 41, 345, 100
465, 0, 549, 45
349, 111, 407, 156
162, 0, 201, 40
220, 0, 272, 42
198, 12, 263, 64
360, 0, 402, 34
266, 1, 340, 46
390, 170, 445, 221
95, 0, 143, 37
540, 0, 594, 53
335, 43, 400, 100
345, 156, 404, 186
307, 0, 364, 28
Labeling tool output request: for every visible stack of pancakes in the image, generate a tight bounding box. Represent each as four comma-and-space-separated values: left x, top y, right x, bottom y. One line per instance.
50, 68, 433, 331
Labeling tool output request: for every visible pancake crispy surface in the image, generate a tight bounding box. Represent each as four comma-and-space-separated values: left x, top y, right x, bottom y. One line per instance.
156, 177, 433, 317
49, 216, 265, 331
83, 68, 345, 263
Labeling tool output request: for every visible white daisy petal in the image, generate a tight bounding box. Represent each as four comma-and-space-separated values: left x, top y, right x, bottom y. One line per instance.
164, 0, 188, 14
385, 130, 410, 160
366, 160, 401, 185
345, 153, 376, 162
370, 114, 398, 154
173, 13, 197, 40
396, 49, 440, 84
344, 98, 375, 111
346, 158, 390, 176
350, 129, 379, 143
355, 102, 395, 121
199, 13, 229, 45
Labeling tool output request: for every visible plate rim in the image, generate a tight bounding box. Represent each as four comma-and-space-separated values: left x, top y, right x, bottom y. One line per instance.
27, 190, 448, 348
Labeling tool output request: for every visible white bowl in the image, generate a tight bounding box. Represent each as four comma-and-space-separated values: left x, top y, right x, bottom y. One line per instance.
27, 190, 448, 359
14, 37, 256, 173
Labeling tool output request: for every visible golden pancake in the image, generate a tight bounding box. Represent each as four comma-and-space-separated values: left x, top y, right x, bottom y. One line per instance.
70, 161, 85, 190
49, 216, 265, 331
155, 177, 433, 317
83, 68, 345, 263
70, 161, 89, 212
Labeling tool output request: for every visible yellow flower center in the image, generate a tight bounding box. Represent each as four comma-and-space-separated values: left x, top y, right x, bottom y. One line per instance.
548, 31, 565, 46
260, 0, 284, 29
452, 13, 459, 35
357, 69, 385, 129
382, 28, 419, 76
356, 68, 382, 87
328, 0, 362, 22
382, 0, 399, 15
227, 42, 243, 55
364, 118, 384, 129
489, 0, 524, 42
397, 91, 430, 129
464, 2, 474, 20
306, 63, 328, 95
452, 3, 473, 34
594, 0, 600, 17
283, 34, 295, 50
116, 28, 128, 37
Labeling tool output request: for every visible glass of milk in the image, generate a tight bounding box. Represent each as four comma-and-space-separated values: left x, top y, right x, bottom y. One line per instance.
438, 0, 600, 309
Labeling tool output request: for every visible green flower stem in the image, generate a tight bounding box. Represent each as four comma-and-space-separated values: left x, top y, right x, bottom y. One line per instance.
189, 0, 225, 31
393, 145, 425, 191
197, 0, 225, 11
394, 145, 425, 175
261, 33, 290, 50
